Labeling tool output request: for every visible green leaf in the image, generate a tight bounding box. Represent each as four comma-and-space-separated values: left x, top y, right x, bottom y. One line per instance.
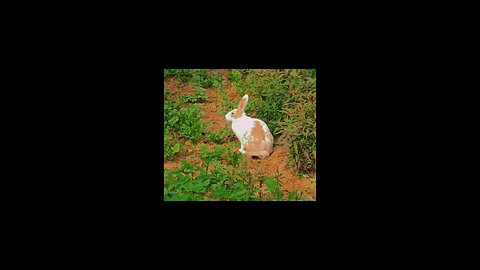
235, 189, 247, 196
169, 116, 179, 126
277, 190, 283, 201
181, 159, 193, 171
172, 143, 181, 153
170, 193, 190, 201
266, 178, 280, 191
195, 174, 211, 183
288, 190, 298, 201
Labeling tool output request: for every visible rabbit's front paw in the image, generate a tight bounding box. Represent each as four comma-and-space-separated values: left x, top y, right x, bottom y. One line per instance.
239, 148, 246, 154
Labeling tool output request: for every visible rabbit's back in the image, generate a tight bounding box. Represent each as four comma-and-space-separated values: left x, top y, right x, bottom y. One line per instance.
243, 119, 274, 157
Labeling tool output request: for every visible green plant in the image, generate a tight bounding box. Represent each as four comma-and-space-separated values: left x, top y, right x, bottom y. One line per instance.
164, 69, 194, 82
199, 144, 227, 173
180, 86, 208, 103
163, 69, 177, 78
278, 71, 316, 173
219, 90, 236, 115
212, 73, 226, 89
191, 69, 211, 87
163, 87, 207, 159
164, 128, 182, 160
229, 69, 249, 90
288, 189, 298, 201
225, 147, 244, 167
210, 180, 260, 201
265, 176, 283, 201
205, 127, 231, 144
228, 69, 243, 83
176, 105, 206, 143
164, 102, 206, 145
164, 86, 172, 100
164, 155, 261, 201
210, 70, 224, 86
164, 100, 176, 126
163, 152, 291, 201
164, 160, 211, 201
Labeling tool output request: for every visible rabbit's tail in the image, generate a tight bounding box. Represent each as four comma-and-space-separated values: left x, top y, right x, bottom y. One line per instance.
258, 151, 271, 158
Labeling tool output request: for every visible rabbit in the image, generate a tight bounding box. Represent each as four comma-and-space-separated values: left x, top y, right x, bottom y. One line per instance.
225, 94, 274, 158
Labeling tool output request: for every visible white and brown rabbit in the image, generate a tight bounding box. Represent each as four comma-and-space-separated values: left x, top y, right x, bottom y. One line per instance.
225, 94, 274, 158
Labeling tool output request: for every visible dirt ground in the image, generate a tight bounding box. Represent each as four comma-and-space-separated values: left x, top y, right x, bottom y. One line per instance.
164, 70, 316, 201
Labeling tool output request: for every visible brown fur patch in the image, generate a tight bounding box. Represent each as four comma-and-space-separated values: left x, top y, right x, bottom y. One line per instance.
250, 121, 265, 139
245, 121, 272, 157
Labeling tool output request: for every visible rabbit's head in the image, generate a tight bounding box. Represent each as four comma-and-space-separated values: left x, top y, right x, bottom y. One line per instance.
225, 94, 248, 122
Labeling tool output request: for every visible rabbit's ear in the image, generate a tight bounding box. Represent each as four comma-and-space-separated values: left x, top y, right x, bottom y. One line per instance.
236, 94, 249, 116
